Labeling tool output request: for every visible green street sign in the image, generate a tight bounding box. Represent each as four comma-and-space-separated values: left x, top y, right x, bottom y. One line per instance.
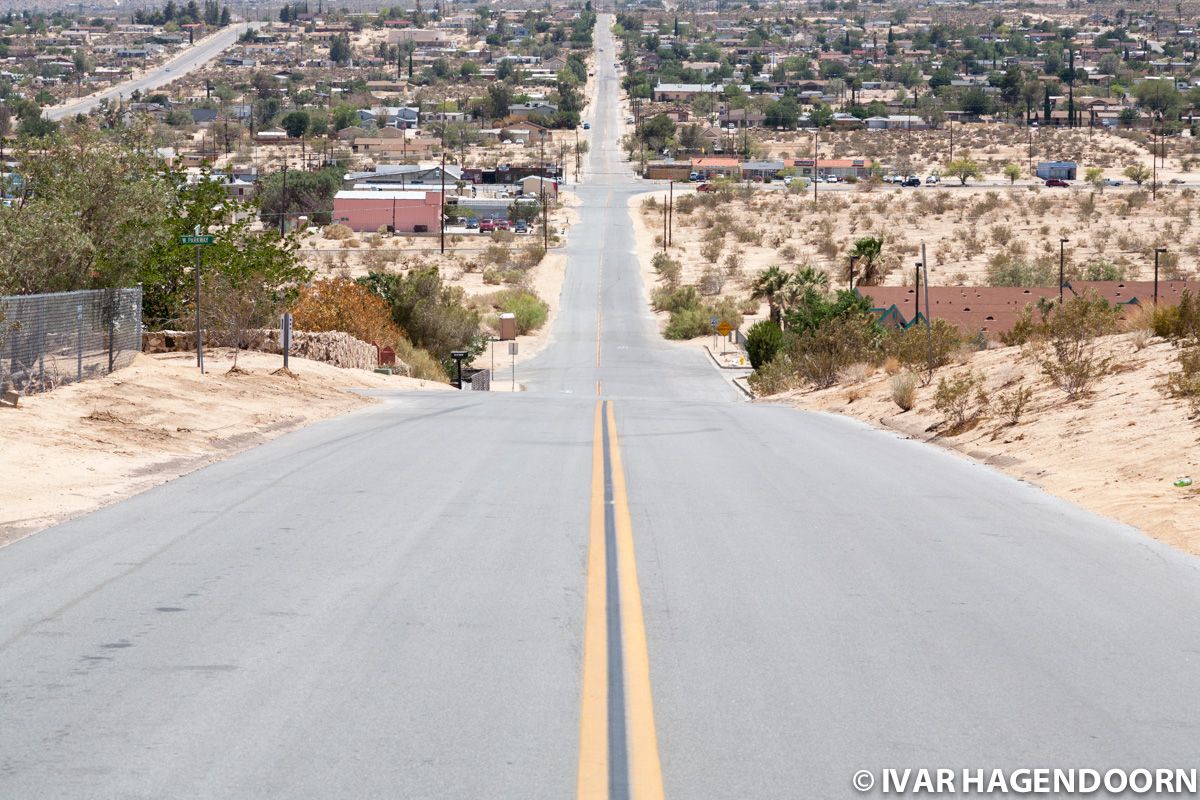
180, 234, 214, 245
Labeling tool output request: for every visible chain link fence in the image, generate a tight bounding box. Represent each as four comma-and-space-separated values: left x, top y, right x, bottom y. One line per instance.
0, 287, 143, 395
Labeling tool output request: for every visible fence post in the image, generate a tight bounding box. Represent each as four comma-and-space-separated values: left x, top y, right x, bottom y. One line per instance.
106, 289, 116, 374
76, 303, 83, 382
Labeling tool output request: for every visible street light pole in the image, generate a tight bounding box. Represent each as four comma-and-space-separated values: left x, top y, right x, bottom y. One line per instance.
1059, 237, 1069, 303
1155, 247, 1167, 305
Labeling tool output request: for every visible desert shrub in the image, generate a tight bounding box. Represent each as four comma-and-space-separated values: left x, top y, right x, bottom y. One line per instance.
652, 251, 682, 287
934, 370, 989, 431
746, 320, 784, 369
482, 269, 502, 285
700, 238, 724, 263
698, 265, 725, 295
1164, 344, 1200, 415
999, 304, 1044, 346
492, 230, 515, 243
664, 306, 713, 339
996, 383, 1033, 424
891, 371, 918, 411
662, 290, 743, 340
491, 289, 548, 334
788, 313, 880, 388
392, 338, 448, 381
884, 319, 963, 369
324, 224, 353, 240
840, 362, 875, 383
1130, 328, 1152, 350
1078, 260, 1127, 281
747, 355, 799, 395
985, 254, 1056, 287
1036, 292, 1121, 400
517, 244, 546, 268
1150, 290, 1200, 340
652, 285, 701, 314
483, 244, 511, 268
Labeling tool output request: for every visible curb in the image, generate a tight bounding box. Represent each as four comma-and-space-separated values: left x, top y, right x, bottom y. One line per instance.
703, 344, 750, 370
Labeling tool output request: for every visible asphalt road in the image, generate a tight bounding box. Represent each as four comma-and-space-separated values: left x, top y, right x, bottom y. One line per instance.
44, 23, 255, 122
5, 16, 1200, 800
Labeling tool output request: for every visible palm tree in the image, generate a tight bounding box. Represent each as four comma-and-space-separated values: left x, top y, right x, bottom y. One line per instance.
777, 266, 830, 323
850, 236, 885, 286
750, 265, 790, 324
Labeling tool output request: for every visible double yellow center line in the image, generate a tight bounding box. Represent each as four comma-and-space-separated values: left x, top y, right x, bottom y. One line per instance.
578, 400, 665, 800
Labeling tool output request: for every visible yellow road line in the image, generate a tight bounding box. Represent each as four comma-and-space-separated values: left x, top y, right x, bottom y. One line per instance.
606, 402, 666, 800
577, 400, 609, 800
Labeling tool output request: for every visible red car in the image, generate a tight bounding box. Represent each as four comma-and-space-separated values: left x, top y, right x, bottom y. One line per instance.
1045, 178, 1070, 188
494, 219, 511, 231
696, 183, 713, 193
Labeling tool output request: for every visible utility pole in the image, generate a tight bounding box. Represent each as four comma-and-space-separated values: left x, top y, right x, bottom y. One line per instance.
440, 150, 446, 254
668, 179, 673, 246
1059, 237, 1069, 303
279, 165, 287, 236
1155, 247, 1167, 305
948, 116, 953, 163
921, 242, 931, 381
812, 127, 818, 203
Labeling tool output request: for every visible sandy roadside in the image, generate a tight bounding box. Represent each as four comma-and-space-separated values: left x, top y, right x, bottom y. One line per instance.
0, 349, 451, 546
773, 336, 1200, 554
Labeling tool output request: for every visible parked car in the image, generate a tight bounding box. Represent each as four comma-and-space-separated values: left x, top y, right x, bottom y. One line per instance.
689, 171, 701, 181
902, 176, 922, 187
696, 183, 713, 193
583, 122, 590, 130
495, 219, 511, 231
514, 220, 529, 234
479, 218, 495, 232
465, 218, 479, 229
1103, 178, 1124, 187
925, 174, 940, 185
1045, 178, 1070, 188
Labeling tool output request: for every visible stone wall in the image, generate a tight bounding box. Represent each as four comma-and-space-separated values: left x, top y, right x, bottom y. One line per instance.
143, 329, 408, 375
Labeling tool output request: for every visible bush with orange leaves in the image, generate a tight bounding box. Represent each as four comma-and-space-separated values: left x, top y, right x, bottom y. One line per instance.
292, 277, 403, 347
291, 277, 447, 381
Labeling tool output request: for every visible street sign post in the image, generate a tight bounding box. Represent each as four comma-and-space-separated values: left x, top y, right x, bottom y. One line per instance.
508, 341, 518, 391
716, 321, 732, 337
183, 227, 214, 374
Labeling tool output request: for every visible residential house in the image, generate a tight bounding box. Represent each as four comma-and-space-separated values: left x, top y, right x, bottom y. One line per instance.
332, 189, 442, 233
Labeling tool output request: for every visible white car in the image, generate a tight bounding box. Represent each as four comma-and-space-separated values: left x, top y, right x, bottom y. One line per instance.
1104, 178, 1124, 186
925, 174, 940, 185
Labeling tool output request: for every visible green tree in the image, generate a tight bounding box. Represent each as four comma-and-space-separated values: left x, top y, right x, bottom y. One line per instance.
1003, 163, 1022, 184
280, 110, 310, 138
946, 157, 983, 185
1124, 162, 1150, 185
359, 269, 484, 369
0, 126, 172, 295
